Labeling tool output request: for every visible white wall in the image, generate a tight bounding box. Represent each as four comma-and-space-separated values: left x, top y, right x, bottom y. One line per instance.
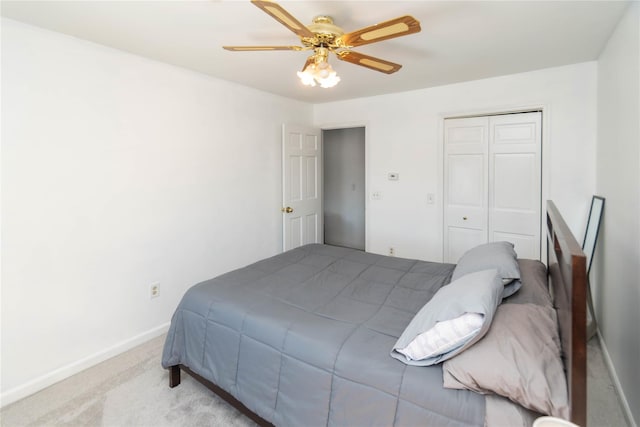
596, 2, 639, 424
314, 63, 598, 261
0, 18, 313, 405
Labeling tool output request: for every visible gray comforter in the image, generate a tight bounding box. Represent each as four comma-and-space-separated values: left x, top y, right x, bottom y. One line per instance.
162, 244, 485, 426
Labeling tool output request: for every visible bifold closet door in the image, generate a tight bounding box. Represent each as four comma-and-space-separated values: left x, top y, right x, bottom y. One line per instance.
444, 112, 542, 263
444, 117, 490, 263
488, 112, 541, 260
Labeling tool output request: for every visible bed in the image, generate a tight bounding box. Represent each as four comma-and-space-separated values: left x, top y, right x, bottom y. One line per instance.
162, 201, 587, 427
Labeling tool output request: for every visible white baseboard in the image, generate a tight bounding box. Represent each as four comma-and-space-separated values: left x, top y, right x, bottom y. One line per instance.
0, 322, 170, 408
597, 330, 637, 427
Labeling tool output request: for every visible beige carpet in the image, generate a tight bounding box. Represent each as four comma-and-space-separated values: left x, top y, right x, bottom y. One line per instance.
1, 334, 630, 427
0, 335, 254, 427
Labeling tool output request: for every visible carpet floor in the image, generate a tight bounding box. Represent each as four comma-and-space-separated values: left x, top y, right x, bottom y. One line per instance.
1, 334, 630, 426
1, 336, 253, 427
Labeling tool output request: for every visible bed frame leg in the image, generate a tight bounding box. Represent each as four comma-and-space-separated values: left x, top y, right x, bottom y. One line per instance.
169, 365, 181, 388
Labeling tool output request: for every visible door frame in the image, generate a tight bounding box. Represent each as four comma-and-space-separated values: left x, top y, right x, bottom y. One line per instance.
318, 121, 370, 252
438, 104, 550, 264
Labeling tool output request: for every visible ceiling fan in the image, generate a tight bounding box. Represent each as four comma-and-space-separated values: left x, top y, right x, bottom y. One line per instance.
223, 0, 421, 88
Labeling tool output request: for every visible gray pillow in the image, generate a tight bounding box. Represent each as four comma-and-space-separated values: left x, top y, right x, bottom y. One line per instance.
501, 279, 523, 299
442, 303, 569, 418
502, 259, 552, 307
391, 269, 503, 366
451, 241, 521, 299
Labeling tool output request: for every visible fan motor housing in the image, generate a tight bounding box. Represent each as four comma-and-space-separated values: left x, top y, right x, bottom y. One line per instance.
303, 16, 345, 48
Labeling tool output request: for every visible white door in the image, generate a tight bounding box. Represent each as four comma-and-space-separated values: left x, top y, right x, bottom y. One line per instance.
444, 112, 542, 262
489, 112, 541, 259
444, 117, 490, 263
282, 124, 323, 251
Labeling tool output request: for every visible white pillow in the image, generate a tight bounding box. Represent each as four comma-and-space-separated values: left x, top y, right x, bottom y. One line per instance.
396, 312, 484, 361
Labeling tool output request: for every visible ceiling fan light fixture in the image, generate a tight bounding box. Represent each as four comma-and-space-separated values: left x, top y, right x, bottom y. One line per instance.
297, 65, 317, 87
318, 69, 340, 88
297, 57, 340, 88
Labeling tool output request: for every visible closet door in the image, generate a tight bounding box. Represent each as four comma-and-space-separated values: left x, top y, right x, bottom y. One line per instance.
443, 117, 489, 263
489, 112, 541, 259
443, 112, 542, 263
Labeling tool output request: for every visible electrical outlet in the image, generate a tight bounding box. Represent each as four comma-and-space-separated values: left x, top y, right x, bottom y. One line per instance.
389, 247, 395, 256
150, 282, 160, 299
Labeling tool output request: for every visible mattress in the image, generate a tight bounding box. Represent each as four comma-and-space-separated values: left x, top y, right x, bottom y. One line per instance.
162, 244, 499, 426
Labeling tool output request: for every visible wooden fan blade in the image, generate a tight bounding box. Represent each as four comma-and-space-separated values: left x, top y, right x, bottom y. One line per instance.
336, 51, 402, 74
340, 16, 421, 47
251, 0, 315, 39
223, 46, 302, 51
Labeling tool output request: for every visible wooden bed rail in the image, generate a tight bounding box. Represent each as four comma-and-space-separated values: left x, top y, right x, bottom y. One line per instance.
169, 365, 274, 427
547, 201, 587, 427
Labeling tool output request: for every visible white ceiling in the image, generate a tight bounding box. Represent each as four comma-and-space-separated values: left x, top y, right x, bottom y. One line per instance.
1, 1, 630, 103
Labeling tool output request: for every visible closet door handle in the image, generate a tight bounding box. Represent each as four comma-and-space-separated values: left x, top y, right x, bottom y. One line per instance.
463, 216, 468, 221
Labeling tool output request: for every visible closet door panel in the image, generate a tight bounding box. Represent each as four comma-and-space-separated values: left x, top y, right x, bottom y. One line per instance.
448, 155, 485, 211
489, 112, 542, 260
447, 227, 487, 264
444, 117, 488, 263
493, 153, 537, 210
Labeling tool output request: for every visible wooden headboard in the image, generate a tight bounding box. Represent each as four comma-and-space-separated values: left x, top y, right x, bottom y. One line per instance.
546, 201, 587, 426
